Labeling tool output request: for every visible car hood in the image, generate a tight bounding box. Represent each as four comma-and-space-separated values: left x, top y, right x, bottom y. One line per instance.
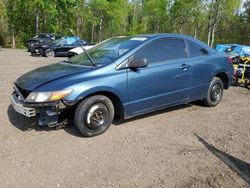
27, 38, 46, 42
15, 62, 94, 91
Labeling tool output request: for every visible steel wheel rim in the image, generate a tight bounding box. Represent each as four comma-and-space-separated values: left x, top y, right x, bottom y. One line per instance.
85, 103, 108, 130
211, 84, 222, 102
46, 50, 53, 57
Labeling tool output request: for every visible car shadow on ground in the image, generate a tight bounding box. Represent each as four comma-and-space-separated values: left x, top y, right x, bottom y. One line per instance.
7, 102, 204, 137
113, 102, 205, 126
195, 134, 250, 184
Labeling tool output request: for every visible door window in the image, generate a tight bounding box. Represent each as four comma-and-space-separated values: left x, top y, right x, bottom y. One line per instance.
187, 40, 208, 57
134, 38, 186, 63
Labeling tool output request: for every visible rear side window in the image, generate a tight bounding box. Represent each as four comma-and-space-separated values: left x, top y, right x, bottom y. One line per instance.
134, 38, 186, 63
187, 40, 208, 57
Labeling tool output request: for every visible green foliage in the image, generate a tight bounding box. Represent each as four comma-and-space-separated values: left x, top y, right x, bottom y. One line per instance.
0, 0, 249, 48
0, 0, 7, 45
143, 0, 168, 33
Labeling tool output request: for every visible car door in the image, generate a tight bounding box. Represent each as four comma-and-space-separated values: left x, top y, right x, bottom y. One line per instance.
185, 40, 213, 100
55, 43, 72, 56
53, 39, 67, 56
127, 38, 192, 116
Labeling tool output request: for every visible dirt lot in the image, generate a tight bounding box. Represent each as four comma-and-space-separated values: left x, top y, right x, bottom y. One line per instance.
0, 49, 249, 188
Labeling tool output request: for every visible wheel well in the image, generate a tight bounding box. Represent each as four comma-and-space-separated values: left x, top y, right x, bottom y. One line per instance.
215, 72, 229, 89
81, 91, 124, 120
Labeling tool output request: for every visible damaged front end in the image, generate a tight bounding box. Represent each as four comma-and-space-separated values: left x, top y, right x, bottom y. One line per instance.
11, 85, 74, 128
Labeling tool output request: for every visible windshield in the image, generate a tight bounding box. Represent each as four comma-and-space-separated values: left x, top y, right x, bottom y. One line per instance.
67, 36, 148, 66
51, 38, 63, 45
52, 37, 79, 46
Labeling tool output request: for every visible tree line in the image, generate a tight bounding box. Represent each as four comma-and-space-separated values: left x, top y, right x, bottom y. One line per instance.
0, 0, 250, 48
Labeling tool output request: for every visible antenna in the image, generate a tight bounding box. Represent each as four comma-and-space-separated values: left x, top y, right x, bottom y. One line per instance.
68, 29, 96, 66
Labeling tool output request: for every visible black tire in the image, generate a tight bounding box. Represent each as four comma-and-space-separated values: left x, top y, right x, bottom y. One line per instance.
203, 77, 224, 107
45, 49, 55, 57
74, 95, 114, 137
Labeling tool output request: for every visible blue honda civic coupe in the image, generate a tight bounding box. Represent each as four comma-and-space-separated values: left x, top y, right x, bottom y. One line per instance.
11, 34, 234, 137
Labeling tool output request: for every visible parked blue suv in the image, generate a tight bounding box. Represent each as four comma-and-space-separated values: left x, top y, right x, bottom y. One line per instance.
11, 34, 234, 137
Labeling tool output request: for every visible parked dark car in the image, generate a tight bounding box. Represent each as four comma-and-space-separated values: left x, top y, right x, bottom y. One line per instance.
11, 34, 234, 137
27, 33, 61, 52
31, 37, 88, 57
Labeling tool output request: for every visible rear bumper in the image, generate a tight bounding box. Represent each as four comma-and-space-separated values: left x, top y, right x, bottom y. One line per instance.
11, 93, 36, 117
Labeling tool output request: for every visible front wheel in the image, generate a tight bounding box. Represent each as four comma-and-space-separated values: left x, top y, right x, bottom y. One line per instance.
45, 49, 55, 57
203, 77, 224, 107
74, 95, 114, 137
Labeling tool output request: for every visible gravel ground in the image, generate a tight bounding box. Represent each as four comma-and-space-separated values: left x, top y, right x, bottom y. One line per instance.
0, 48, 249, 188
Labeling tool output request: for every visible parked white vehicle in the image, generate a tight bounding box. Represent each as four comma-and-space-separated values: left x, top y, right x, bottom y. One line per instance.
68, 45, 94, 57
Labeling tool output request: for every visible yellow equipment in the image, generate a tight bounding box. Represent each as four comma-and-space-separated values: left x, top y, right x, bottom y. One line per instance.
235, 57, 250, 88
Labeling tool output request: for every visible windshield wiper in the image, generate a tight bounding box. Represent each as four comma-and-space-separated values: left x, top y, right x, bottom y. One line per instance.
68, 29, 96, 67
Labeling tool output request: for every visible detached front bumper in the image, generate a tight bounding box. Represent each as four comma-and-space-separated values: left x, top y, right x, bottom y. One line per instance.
11, 91, 71, 127
11, 93, 36, 117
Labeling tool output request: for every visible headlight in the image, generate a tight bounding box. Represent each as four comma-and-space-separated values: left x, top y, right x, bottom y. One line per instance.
41, 44, 48, 48
25, 89, 73, 103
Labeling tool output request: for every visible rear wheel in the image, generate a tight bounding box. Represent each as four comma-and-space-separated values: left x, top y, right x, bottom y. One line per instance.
74, 95, 114, 137
204, 77, 224, 107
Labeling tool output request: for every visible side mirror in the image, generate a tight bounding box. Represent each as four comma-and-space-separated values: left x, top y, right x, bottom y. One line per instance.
129, 58, 148, 69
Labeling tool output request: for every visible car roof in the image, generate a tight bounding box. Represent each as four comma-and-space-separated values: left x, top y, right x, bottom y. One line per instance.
133, 33, 209, 46
132, 33, 214, 52
134, 33, 195, 40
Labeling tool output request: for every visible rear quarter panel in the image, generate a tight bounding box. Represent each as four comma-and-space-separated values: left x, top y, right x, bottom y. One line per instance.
215, 52, 234, 88
188, 52, 233, 101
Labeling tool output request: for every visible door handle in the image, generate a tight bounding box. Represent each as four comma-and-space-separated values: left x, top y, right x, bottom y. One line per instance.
179, 64, 190, 70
